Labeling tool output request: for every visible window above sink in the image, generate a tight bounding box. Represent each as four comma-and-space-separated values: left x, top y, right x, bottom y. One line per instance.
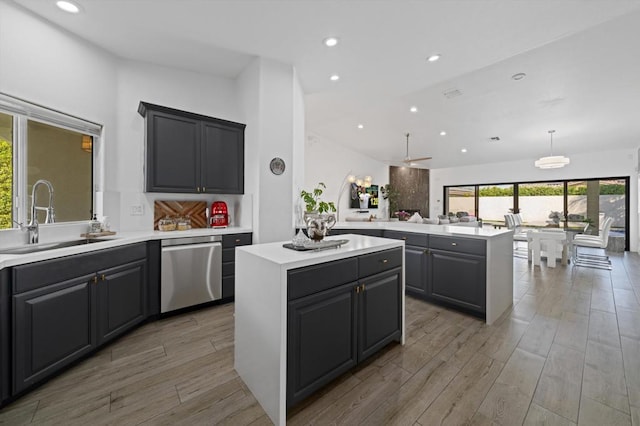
0, 93, 102, 230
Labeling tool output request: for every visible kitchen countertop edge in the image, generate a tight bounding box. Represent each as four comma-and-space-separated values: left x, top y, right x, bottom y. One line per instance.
0, 226, 253, 270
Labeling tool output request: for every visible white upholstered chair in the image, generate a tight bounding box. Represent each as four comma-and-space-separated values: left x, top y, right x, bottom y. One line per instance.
572, 216, 613, 270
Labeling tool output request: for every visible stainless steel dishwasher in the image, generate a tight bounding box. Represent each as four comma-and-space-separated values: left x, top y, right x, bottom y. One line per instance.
161, 235, 222, 313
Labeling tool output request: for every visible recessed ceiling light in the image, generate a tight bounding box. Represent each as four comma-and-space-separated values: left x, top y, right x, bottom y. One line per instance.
56, 0, 80, 13
440, 131, 446, 136
357, 124, 364, 129
461, 148, 467, 153
511, 72, 526, 81
329, 74, 340, 82
409, 106, 418, 113
427, 54, 441, 62
323, 37, 339, 47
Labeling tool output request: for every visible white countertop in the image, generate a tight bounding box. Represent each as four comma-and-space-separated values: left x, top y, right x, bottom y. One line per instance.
0, 226, 253, 270
237, 234, 404, 270
332, 221, 513, 239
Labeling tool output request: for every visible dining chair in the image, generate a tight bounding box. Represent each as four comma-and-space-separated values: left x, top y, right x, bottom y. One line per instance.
572, 216, 613, 270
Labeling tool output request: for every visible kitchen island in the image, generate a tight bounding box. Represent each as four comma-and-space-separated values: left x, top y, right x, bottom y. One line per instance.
234, 234, 405, 426
330, 221, 514, 325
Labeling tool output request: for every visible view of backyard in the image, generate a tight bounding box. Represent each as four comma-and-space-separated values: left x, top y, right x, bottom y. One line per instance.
446, 179, 627, 240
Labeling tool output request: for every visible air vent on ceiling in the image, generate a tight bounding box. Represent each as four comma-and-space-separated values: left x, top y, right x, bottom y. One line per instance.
489, 136, 501, 142
443, 88, 462, 99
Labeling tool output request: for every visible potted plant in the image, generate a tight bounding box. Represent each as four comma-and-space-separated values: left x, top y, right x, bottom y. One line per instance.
300, 183, 337, 241
300, 182, 336, 214
380, 184, 399, 221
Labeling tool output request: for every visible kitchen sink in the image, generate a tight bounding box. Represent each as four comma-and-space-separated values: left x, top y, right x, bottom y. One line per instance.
0, 239, 107, 255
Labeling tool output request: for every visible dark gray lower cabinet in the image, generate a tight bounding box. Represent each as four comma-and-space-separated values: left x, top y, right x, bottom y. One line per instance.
287, 248, 402, 409
222, 233, 253, 299
429, 249, 486, 314
405, 245, 428, 296
12, 244, 148, 395
97, 260, 147, 344
287, 282, 357, 406
13, 275, 95, 393
329, 228, 384, 237
358, 268, 402, 361
1, 269, 12, 404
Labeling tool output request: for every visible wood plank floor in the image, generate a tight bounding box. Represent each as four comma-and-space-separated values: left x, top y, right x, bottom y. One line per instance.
2, 251, 640, 425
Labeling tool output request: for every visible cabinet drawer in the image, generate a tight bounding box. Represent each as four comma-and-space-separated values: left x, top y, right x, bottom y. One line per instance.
13, 243, 147, 294
429, 235, 486, 256
222, 247, 235, 263
222, 233, 252, 248
383, 230, 428, 247
358, 248, 402, 278
222, 261, 234, 278
288, 258, 358, 301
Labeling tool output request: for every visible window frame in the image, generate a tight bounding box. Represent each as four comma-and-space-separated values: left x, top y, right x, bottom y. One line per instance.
0, 93, 101, 229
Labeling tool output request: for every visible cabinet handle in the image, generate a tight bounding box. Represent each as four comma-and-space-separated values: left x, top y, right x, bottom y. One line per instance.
361, 284, 366, 292
402, 237, 407, 240
203, 187, 206, 192
235, 239, 241, 243
355, 285, 360, 294
451, 242, 457, 246
101, 274, 106, 281
197, 187, 201, 193
380, 259, 388, 264
92, 276, 98, 284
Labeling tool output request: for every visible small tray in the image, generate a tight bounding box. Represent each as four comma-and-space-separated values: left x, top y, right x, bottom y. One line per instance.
80, 231, 117, 238
283, 239, 349, 252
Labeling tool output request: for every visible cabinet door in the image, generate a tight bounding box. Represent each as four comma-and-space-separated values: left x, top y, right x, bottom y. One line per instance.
146, 111, 201, 193
405, 245, 428, 296
96, 260, 147, 344
287, 283, 357, 408
13, 274, 96, 393
201, 122, 244, 194
429, 249, 486, 314
358, 267, 402, 361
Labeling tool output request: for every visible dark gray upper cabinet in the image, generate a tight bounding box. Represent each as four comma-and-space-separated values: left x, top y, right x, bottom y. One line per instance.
139, 102, 245, 194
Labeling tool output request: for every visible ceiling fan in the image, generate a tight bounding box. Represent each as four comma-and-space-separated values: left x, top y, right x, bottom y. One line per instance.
402, 133, 432, 164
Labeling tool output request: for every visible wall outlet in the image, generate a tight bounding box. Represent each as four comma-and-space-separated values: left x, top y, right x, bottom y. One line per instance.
130, 204, 144, 216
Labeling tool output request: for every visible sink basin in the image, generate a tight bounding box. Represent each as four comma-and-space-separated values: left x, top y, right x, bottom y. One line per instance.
0, 239, 106, 255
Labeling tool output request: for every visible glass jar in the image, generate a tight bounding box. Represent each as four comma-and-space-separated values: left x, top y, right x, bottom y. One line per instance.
158, 216, 176, 231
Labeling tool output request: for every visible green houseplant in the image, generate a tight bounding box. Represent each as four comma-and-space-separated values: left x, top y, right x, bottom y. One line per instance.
300, 182, 336, 214
300, 183, 337, 241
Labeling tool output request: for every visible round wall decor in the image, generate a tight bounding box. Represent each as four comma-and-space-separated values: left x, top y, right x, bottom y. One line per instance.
270, 157, 286, 175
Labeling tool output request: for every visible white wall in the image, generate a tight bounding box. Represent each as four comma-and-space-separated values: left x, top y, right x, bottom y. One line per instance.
305, 134, 389, 222
113, 59, 245, 231
0, 2, 300, 240
430, 148, 639, 251
0, 1, 117, 217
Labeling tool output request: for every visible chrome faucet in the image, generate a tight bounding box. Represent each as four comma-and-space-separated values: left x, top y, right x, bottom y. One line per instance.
26, 179, 55, 244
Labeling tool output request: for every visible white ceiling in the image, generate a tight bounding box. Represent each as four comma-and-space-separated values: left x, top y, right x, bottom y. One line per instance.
13, 0, 640, 168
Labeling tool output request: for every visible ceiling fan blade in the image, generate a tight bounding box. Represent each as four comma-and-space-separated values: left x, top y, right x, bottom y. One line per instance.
403, 156, 432, 163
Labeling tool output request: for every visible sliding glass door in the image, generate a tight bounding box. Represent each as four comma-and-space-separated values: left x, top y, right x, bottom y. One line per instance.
444, 176, 629, 250
478, 184, 514, 226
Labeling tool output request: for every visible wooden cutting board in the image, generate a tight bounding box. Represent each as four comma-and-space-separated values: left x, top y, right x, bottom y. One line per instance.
153, 201, 208, 229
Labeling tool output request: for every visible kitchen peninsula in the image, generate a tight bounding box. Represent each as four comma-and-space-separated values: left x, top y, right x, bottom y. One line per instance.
331, 221, 514, 325
234, 234, 405, 426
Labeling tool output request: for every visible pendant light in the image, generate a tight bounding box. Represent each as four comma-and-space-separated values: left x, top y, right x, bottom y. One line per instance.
534, 130, 570, 169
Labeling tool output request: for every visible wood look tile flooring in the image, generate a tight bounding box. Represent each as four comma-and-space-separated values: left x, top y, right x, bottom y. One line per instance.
3, 252, 640, 425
